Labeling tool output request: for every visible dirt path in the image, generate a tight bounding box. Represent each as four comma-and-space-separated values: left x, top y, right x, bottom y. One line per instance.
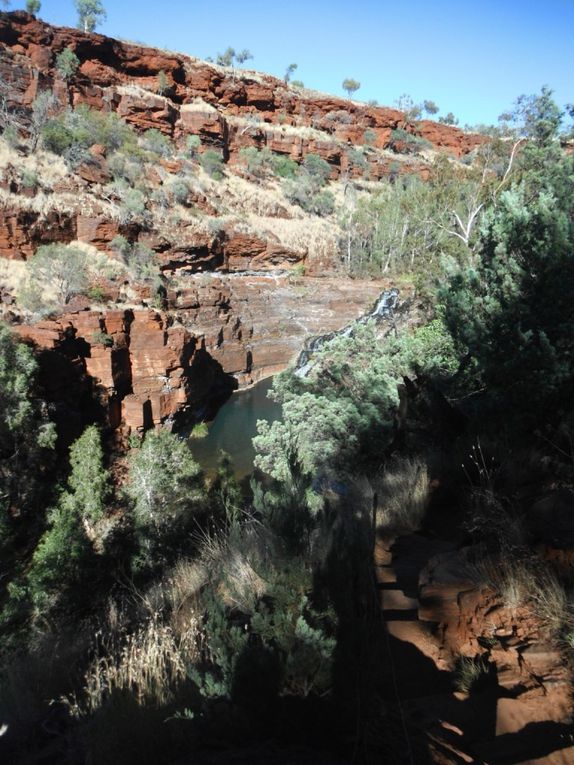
374, 532, 574, 765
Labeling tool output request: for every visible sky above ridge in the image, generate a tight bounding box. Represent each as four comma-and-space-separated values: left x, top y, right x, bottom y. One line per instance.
12, 0, 574, 127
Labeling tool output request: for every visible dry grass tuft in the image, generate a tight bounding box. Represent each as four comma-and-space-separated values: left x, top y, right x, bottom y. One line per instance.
469, 554, 573, 636
198, 524, 270, 612
453, 655, 490, 694
66, 615, 200, 717
374, 456, 430, 533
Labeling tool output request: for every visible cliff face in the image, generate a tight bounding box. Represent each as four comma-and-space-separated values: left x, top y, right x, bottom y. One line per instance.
0, 11, 482, 168
14, 275, 385, 431
0, 12, 482, 432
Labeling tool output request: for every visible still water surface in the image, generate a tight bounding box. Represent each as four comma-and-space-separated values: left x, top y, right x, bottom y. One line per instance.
187, 377, 281, 479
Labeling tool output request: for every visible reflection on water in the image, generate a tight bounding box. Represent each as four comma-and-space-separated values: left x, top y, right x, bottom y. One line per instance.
186, 377, 281, 479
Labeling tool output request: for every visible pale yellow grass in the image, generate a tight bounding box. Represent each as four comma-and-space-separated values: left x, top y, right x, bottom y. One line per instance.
180, 99, 218, 115
0, 258, 26, 294
0, 138, 70, 188
226, 113, 329, 142
66, 616, 200, 717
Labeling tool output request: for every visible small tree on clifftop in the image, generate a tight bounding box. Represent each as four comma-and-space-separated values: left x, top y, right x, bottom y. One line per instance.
74, 0, 107, 33
26, 0, 41, 14
423, 99, 439, 116
342, 78, 361, 99
285, 63, 298, 83
216, 47, 236, 67
236, 49, 253, 67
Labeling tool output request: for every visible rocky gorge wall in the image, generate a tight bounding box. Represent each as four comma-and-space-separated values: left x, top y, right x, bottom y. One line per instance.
0, 11, 483, 174
14, 275, 385, 433
0, 11, 475, 434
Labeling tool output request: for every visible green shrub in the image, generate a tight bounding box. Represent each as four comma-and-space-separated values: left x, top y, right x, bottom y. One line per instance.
25, 243, 89, 306
347, 147, 368, 173
111, 236, 157, 280
107, 151, 144, 184
238, 146, 271, 178
363, 128, 377, 145
91, 330, 113, 347
19, 168, 38, 188
125, 429, 206, 569
2, 124, 20, 148
250, 593, 336, 697
118, 188, 147, 224
151, 187, 169, 208
27, 425, 110, 614
110, 234, 131, 260
186, 134, 201, 158
389, 128, 432, 154
142, 128, 172, 158
441, 182, 574, 422
30, 90, 58, 151
194, 523, 336, 700
290, 262, 305, 278
208, 451, 242, 527
200, 149, 224, 179
302, 153, 331, 185
170, 178, 189, 204
42, 105, 138, 164
270, 154, 299, 179
27, 502, 95, 613
41, 118, 74, 155
55, 47, 80, 80
309, 189, 335, 216
86, 285, 106, 302
156, 70, 169, 96
66, 425, 111, 525
0, 323, 56, 553
189, 422, 208, 439
287, 181, 335, 217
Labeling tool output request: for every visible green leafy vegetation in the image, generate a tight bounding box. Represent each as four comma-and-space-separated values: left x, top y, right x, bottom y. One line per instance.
26, 0, 41, 15
0, 324, 56, 553
21, 243, 89, 310
27, 425, 110, 614
214, 47, 253, 69
388, 127, 432, 153
156, 69, 169, 96
125, 429, 206, 569
74, 0, 106, 33
284, 62, 297, 83
55, 46, 80, 80
342, 78, 360, 98
110, 235, 158, 280
41, 102, 137, 165
199, 148, 224, 179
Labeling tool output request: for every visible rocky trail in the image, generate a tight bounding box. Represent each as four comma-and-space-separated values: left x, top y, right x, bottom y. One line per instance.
375, 531, 574, 764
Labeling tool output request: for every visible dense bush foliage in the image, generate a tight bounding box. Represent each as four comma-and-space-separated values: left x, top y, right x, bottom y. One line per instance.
0, 324, 56, 552
55, 47, 80, 80
21, 243, 89, 310
441, 118, 574, 424
41, 103, 137, 165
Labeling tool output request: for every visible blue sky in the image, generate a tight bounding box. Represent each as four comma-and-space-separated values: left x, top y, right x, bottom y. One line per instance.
13, 0, 574, 127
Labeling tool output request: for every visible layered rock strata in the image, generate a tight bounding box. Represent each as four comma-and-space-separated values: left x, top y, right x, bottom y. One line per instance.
0, 11, 484, 179
15, 275, 385, 431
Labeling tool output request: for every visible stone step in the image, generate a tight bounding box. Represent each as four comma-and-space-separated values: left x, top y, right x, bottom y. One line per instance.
375, 564, 398, 585
380, 588, 419, 611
